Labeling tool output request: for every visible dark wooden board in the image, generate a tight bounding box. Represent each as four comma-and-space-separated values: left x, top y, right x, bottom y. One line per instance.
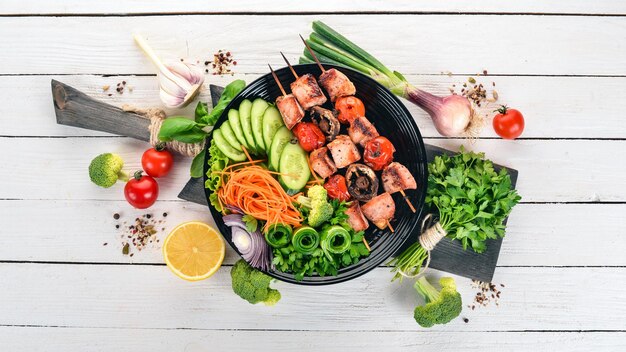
49, 81, 518, 282
178, 85, 519, 283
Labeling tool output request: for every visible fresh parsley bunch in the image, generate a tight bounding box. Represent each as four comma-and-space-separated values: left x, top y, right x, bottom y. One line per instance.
391, 147, 520, 280
426, 147, 521, 253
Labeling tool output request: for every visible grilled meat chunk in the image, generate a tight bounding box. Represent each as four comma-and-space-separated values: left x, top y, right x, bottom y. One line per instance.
361, 192, 395, 230
345, 202, 369, 232
290, 74, 327, 110
309, 147, 337, 179
319, 68, 356, 102
327, 135, 361, 169
382, 162, 417, 194
345, 163, 379, 202
348, 116, 379, 147
276, 94, 305, 130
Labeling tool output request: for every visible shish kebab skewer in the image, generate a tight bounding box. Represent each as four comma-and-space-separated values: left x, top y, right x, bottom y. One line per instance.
280, 52, 327, 110
301, 34, 417, 214
268, 64, 305, 130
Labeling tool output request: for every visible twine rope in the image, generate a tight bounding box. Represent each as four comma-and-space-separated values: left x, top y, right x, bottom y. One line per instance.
397, 214, 446, 279
122, 105, 204, 157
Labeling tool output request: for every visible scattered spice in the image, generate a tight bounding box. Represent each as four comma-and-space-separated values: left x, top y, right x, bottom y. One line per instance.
112, 212, 169, 257
463, 317, 469, 323
102, 85, 110, 91
449, 74, 499, 108
209, 49, 236, 75
468, 280, 503, 310
103, 242, 108, 246
115, 81, 128, 94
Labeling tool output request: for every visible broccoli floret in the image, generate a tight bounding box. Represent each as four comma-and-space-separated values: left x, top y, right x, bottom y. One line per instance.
88, 153, 129, 188
297, 185, 334, 228
413, 276, 462, 328
231, 259, 281, 306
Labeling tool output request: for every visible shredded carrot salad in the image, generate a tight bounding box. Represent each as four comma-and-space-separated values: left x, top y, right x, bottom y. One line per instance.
216, 163, 303, 230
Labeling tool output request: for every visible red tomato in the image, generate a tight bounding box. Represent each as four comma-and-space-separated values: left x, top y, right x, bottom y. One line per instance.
141, 143, 174, 177
493, 105, 524, 140
293, 122, 325, 152
335, 96, 365, 124
124, 171, 159, 209
324, 174, 351, 201
363, 136, 395, 171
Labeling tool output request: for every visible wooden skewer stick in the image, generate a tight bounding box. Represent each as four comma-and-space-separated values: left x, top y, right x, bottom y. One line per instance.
362, 237, 371, 251
280, 52, 299, 79
399, 189, 417, 213
300, 34, 325, 73
268, 64, 287, 96
386, 219, 395, 233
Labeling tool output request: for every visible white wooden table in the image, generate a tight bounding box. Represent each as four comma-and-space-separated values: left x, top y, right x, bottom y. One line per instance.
1, 1, 626, 351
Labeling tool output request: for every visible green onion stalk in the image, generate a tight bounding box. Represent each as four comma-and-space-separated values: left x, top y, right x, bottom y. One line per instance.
300, 21, 483, 137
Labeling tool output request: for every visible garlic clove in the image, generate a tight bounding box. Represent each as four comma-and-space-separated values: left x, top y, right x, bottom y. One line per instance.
167, 62, 204, 86
159, 88, 184, 108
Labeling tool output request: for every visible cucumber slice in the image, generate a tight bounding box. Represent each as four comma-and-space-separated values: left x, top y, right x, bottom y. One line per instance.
227, 109, 249, 150
251, 98, 270, 152
219, 121, 243, 152
213, 129, 247, 162
269, 126, 293, 171
262, 106, 284, 150
238, 99, 257, 153
278, 140, 311, 195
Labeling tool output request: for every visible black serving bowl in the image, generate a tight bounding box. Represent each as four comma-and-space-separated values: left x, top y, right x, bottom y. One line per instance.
203, 64, 428, 285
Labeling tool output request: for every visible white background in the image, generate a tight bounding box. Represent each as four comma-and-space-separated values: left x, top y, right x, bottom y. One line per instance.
1, 1, 625, 351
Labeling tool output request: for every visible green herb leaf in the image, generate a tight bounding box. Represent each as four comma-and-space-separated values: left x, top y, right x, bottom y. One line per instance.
190, 149, 206, 178
170, 126, 207, 143
200, 80, 246, 126
195, 101, 209, 123
157, 117, 198, 141
242, 214, 258, 233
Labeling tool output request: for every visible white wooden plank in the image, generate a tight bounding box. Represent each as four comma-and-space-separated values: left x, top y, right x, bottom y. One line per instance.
1, 201, 624, 267
0, 264, 623, 331
4, 74, 626, 139
1, 15, 625, 75
0, 138, 623, 202
1, 0, 625, 15
1, 327, 625, 352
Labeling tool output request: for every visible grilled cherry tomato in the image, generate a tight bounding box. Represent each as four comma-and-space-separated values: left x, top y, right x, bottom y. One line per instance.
363, 136, 395, 171
324, 174, 351, 201
124, 171, 159, 209
493, 105, 524, 140
293, 122, 326, 152
141, 143, 174, 178
335, 96, 365, 124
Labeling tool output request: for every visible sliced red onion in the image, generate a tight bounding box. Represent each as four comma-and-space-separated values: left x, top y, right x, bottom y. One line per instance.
222, 215, 271, 271
224, 205, 244, 214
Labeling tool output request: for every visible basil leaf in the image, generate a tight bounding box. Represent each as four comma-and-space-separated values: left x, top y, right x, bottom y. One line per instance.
200, 79, 246, 126
158, 117, 198, 141
195, 101, 209, 123
189, 149, 206, 178
170, 126, 207, 143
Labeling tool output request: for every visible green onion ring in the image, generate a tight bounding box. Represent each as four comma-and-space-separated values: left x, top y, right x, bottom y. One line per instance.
264, 224, 292, 248
320, 225, 352, 261
292, 226, 320, 255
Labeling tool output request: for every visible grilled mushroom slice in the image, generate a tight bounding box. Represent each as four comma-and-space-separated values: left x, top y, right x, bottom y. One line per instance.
311, 106, 340, 142
345, 163, 379, 201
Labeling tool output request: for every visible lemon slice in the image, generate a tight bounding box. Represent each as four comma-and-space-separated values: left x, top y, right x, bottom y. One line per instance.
163, 221, 225, 281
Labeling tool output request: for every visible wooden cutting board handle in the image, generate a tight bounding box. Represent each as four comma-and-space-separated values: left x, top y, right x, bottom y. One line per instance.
52, 79, 152, 141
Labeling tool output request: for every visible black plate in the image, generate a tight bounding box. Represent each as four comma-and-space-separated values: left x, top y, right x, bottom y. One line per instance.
203, 64, 428, 285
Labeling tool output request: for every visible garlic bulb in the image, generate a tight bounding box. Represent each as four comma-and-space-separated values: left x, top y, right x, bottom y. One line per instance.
133, 34, 204, 108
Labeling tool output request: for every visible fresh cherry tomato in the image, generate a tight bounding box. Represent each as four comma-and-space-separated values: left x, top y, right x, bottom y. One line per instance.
363, 136, 395, 171
293, 122, 326, 152
124, 171, 159, 209
141, 143, 174, 178
493, 105, 524, 140
335, 96, 365, 124
324, 174, 351, 201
